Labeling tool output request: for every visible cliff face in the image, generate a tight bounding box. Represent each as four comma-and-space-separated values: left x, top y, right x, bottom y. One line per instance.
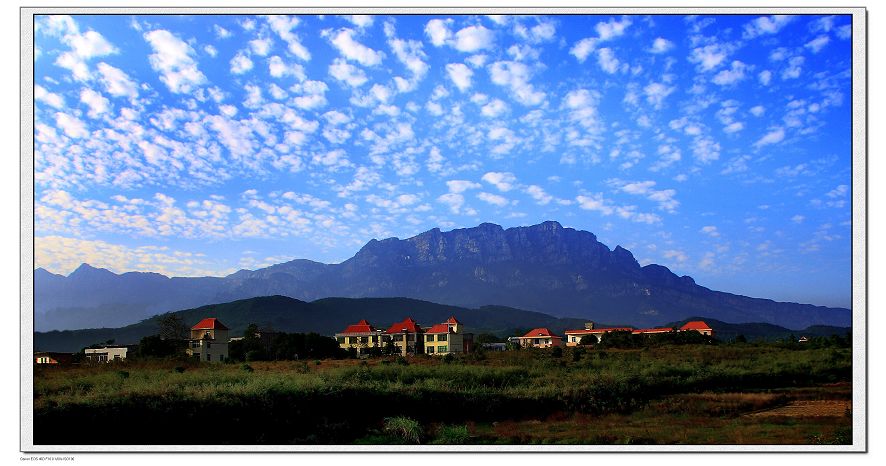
33, 221, 851, 331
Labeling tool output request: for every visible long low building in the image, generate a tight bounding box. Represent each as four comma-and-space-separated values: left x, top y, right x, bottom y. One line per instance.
335, 316, 473, 356
565, 320, 715, 346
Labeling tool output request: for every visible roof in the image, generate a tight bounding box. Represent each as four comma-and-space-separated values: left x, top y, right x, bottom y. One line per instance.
191, 317, 229, 330
385, 317, 422, 334
680, 320, 713, 331
424, 323, 452, 334
338, 319, 377, 335
564, 327, 632, 334
632, 327, 674, 334
520, 328, 560, 339
445, 316, 461, 324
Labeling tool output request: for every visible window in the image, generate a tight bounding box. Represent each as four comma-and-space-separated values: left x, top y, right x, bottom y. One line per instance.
426, 335, 435, 342
407, 334, 414, 342
371, 336, 378, 343
206, 342, 211, 349
206, 354, 211, 361
393, 334, 403, 342
438, 334, 447, 342
360, 337, 368, 344
438, 345, 448, 353
426, 346, 434, 354
336, 337, 345, 344
219, 354, 225, 362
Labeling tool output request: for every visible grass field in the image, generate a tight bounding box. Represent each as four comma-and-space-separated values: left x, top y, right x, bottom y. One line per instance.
32, 344, 852, 445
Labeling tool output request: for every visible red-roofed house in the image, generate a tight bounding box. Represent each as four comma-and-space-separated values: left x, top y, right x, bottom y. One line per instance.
680, 320, 714, 337
385, 317, 424, 356
335, 319, 385, 355
515, 328, 563, 348
187, 317, 230, 363
564, 322, 632, 346
423, 316, 473, 356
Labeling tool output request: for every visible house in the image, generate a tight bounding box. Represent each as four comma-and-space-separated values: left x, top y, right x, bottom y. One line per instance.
84, 345, 134, 363
187, 317, 230, 363
564, 322, 632, 346
335, 319, 386, 355
34, 351, 74, 365
385, 317, 424, 356
680, 320, 714, 337
481, 343, 507, 352
423, 316, 473, 356
515, 328, 563, 348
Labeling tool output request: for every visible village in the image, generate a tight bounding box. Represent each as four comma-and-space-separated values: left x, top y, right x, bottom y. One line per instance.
33, 314, 715, 365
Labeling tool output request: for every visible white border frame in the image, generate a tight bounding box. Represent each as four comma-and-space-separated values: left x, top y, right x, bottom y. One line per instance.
20, 6, 867, 453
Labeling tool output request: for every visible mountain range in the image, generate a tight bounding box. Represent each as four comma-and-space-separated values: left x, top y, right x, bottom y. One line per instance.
34, 221, 851, 331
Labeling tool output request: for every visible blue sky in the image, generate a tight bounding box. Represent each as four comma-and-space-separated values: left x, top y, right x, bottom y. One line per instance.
32, 13, 853, 308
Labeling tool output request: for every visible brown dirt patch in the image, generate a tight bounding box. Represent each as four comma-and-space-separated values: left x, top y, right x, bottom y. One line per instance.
746, 400, 850, 418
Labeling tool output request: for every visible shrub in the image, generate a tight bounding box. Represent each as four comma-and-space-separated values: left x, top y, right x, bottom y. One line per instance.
314, 360, 322, 366
395, 356, 409, 366
173, 366, 186, 373
241, 363, 254, 373
551, 346, 563, 358
572, 347, 585, 362
432, 425, 470, 444
116, 370, 129, 380
383, 417, 422, 444
443, 353, 455, 364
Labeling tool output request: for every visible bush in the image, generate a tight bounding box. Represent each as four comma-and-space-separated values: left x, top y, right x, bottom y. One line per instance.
173, 366, 186, 373
116, 370, 129, 379
572, 347, 585, 362
241, 363, 254, 373
432, 425, 470, 444
551, 346, 563, 358
443, 353, 455, 364
383, 417, 422, 444
395, 356, 409, 366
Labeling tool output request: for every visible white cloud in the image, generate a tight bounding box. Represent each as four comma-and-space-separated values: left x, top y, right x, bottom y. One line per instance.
595, 16, 632, 40
481, 172, 516, 192
570, 38, 598, 63
805, 35, 831, 54
54, 112, 89, 138
758, 70, 772, 86
265, 15, 311, 61
689, 43, 732, 72
96, 63, 138, 98
723, 122, 744, 133
513, 20, 556, 44
525, 185, 553, 205
446, 179, 482, 193
663, 249, 688, 263
750, 105, 766, 117
446, 63, 473, 91
643, 82, 675, 109
425, 18, 453, 47
791, 215, 805, 224
230, 52, 254, 74
437, 193, 465, 214
330, 28, 384, 66
268, 55, 305, 80
144, 29, 206, 93
712, 60, 748, 86
454, 25, 495, 52
754, 127, 785, 148
781, 56, 804, 80
700, 225, 720, 237
743, 15, 794, 39
344, 15, 374, 29
329, 58, 368, 87
597, 48, 620, 74
576, 194, 613, 215
79, 88, 110, 118
35, 85, 65, 109
249, 37, 272, 56
649, 37, 674, 54
488, 61, 545, 106
480, 99, 508, 118
477, 192, 508, 207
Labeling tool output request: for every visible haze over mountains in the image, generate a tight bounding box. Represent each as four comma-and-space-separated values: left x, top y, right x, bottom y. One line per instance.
34, 221, 850, 331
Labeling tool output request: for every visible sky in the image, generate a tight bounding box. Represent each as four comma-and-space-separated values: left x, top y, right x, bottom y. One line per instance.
31, 13, 854, 308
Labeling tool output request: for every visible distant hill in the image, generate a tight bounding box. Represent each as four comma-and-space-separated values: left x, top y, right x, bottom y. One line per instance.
33, 296, 850, 353
33, 295, 590, 352
34, 221, 851, 331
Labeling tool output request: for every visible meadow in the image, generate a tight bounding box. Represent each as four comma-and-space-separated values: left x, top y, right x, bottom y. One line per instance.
33, 344, 852, 445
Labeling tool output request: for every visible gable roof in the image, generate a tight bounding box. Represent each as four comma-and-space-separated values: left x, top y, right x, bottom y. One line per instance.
191, 317, 228, 330
520, 327, 559, 339
339, 319, 376, 335
680, 320, 712, 331
424, 323, 452, 334
445, 316, 461, 324
385, 317, 422, 334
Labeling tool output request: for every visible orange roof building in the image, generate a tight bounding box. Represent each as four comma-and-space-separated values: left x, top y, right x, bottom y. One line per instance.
514, 327, 563, 348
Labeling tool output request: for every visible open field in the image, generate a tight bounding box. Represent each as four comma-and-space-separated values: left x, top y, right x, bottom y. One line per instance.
33, 345, 852, 445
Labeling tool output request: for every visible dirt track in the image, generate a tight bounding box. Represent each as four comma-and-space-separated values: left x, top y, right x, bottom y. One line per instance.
746, 400, 851, 418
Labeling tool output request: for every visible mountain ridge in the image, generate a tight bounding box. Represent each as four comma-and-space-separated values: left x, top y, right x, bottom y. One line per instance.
34, 221, 851, 331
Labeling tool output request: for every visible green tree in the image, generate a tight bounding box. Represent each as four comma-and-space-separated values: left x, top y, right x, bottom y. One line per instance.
156, 314, 188, 340
579, 335, 597, 346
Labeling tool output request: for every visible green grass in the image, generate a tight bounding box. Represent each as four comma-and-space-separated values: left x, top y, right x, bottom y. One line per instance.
33, 345, 852, 445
